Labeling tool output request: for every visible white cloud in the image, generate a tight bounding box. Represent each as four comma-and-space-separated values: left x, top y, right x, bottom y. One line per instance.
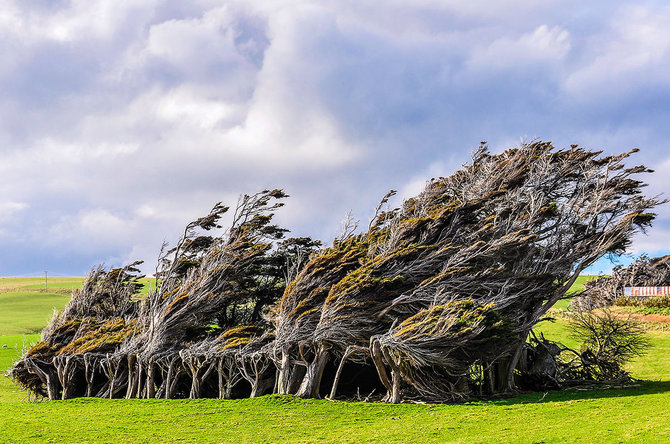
396, 160, 457, 203
565, 5, 670, 102
153, 86, 245, 130
467, 25, 570, 71
79, 209, 129, 238
47, 209, 135, 247
146, 8, 233, 61
0, 201, 28, 222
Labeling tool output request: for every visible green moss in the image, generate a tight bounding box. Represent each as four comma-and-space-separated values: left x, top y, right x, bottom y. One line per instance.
392, 299, 510, 342
540, 201, 558, 215
26, 341, 55, 357
59, 318, 138, 354
217, 325, 261, 350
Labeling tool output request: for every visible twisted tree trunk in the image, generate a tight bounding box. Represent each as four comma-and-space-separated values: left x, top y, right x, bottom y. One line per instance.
54, 355, 77, 400
83, 354, 96, 397
125, 354, 139, 399
277, 347, 292, 394
370, 338, 393, 398
296, 345, 329, 398
26, 359, 60, 401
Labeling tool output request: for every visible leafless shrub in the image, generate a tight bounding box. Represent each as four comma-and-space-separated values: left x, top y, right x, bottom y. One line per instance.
560, 309, 650, 381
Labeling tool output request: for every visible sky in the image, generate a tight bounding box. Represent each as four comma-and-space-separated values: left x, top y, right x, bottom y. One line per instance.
1, 0, 670, 277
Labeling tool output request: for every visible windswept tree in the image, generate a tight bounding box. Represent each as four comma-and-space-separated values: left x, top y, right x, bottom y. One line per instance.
11, 141, 663, 403
11, 189, 318, 401
273, 141, 662, 402
11, 263, 145, 400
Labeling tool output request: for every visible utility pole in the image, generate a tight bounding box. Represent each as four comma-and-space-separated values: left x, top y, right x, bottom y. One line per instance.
44, 271, 48, 292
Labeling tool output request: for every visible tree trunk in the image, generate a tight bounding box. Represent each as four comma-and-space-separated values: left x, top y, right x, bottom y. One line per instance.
220, 357, 242, 400
55, 356, 76, 400
329, 346, 366, 399
287, 365, 306, 394
84, 354, 95, 397
277, 348, 292, 394
329, 353, 349, 400
164, 356, 180, 399
189, 373, 201, 399
389, 370, 401, 404
126, 354, 138, 399
486, 362, 495, 395
224, 378, 234, 400
381, 347, 402, 404
504, 333, 530, 392
370, 339, 393, 396
108, 359, 123, 399
164, 358, 174, 399
249, 374, 263, 398
296, 345, 329, 398
135, 360, 145, 398
217, 358, 225, 399
146, 359, 156, 399
495, 359, 510, 393
108, 364, 116, 399
46, 370, 60, 401
188, 359, 214, 399
27, 359, 59, 401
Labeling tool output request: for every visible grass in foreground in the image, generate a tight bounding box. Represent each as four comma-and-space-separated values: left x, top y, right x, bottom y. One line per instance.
0, 385, 669, 443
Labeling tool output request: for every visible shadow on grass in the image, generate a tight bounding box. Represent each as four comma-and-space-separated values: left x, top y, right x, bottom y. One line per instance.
487, 380, 670, 406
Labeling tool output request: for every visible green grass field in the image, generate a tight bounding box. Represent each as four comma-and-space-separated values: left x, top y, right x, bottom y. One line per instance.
0, 277, 80, 336
1, 276, 669, 443
551, 274, 601, 311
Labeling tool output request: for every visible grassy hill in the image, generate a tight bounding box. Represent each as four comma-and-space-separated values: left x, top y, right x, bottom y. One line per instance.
1, 276, 669, 443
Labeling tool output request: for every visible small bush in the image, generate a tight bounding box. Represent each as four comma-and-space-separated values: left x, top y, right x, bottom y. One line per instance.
563, 309, 650, 381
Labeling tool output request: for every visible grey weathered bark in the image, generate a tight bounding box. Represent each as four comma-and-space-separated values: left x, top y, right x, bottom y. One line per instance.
26, 359, 59, 401
277, 347, 292, 394
84, 354, 96, 397
296, 345, 329, 398
370, 338, 393, 396
145, 358, 156, 399
54, 355, 76, 400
